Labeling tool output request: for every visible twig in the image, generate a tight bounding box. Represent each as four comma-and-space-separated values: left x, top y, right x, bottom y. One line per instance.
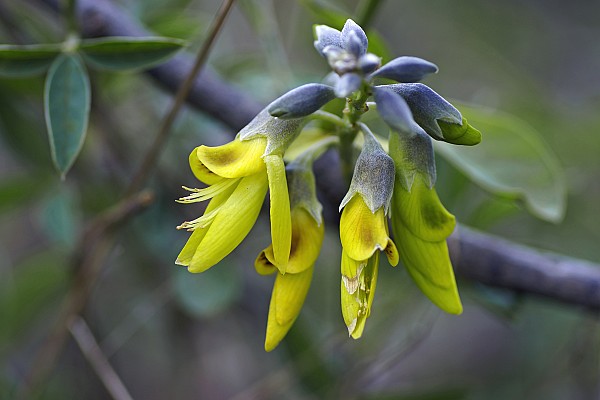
16, 191, 154, 400
70, 317, 134, 400
17, 1, 238, 397
125, 0, 236, 196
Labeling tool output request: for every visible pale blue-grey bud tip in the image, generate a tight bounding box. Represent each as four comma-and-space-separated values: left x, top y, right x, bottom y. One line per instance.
267, 83, 336, 119
370, 56, 438, 83
373, 86, 414, 133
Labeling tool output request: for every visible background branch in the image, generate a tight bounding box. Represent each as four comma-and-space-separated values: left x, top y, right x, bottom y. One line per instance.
69, 317, 134, 400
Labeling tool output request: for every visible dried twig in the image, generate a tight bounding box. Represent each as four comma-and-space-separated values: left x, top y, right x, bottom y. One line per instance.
69, 317, 134, 400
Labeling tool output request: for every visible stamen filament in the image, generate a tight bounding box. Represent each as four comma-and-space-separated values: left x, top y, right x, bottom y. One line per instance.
177, 178, 238, 203
176, 207, 221, 231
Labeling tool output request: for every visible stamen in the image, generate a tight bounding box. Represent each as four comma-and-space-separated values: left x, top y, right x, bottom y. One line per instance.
176, 178, 238, 204
176, 207, 221, 231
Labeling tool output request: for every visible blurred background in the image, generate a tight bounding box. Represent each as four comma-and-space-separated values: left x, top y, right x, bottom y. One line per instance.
1, 0, 600, 399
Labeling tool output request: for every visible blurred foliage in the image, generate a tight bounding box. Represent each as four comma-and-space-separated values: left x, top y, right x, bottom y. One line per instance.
1, 0, 600, 399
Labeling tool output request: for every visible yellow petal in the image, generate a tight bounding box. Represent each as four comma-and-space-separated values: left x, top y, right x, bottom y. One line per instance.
265, 267, 314, 351
340, 195, 390, 261
340, 251, 379, 339
265, 154, 291, 272
274, 267, 314, 325
350, 253, 379, 339
393, 176, 456, 242
341, 250, 364, 294
341, 277, 360, 335
393, 218, 463, 314
254, 246, 277, 275
189, 147, 222, 185
176, 227, 208, 267
286, 207, 324, 274
175, 183, 237, 266
384, 239, 399, 267
188, 171, 268, 273
196, 137, 267, 179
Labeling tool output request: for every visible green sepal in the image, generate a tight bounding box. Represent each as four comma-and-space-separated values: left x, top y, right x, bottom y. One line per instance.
438, 117, 482, 146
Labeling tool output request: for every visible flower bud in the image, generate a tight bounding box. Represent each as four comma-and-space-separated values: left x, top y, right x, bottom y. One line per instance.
341, 19, 368, 56
267, 83, 336, 120
334, 72, 362, 98
373, 86, 414, 133
339, 125, 395, 214
358, 53, 381, 74
314, 25, 343, 56
383, 83, 458, 136
369, 56, 438, 83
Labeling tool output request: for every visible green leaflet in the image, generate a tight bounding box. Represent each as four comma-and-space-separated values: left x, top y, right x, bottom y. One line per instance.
44, 54, 91, 177
0, 43, 61, 77
79, 36, 185, 71
436, 103, 567, 223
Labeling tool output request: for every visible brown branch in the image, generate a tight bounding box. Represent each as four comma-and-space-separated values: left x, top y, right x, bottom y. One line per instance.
69, 317, 134, 400
449, 226, 600, 310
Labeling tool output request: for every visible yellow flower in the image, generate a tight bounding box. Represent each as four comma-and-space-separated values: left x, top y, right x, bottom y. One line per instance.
255, 205, 324, 351
176, 132, 293, 273
340, 194, 399, 338
391, 174, 462, 314
254, 157, 325, 351
337, 125, 399, 338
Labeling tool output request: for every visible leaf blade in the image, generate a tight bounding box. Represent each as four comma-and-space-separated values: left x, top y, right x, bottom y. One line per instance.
79, 36, 185, 71
435, 103, 567, 222
0, 44, 61, 77
44, 54, 91, 176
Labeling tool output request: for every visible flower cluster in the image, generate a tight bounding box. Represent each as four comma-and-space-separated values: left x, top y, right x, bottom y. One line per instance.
177, 19, 481, 350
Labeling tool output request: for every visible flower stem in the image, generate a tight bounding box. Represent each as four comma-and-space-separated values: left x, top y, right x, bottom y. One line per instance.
65, 0, 78, 34
339, 85, 372, 183
309, 110, 349, 129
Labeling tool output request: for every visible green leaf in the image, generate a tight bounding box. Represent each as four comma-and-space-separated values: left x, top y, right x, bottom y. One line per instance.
79, 36, 185, 71
44, 54, 90, 177
173, 263, 241, 318
0, 44, 61, 77
435, 103, 567, 223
